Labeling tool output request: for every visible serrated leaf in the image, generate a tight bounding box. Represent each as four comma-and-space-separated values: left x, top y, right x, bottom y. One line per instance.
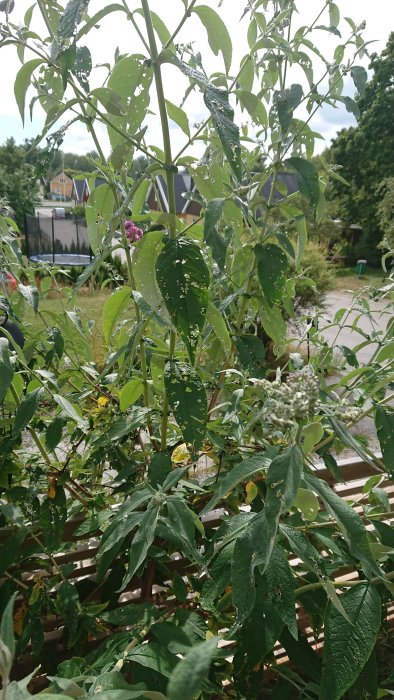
375, 407, 394, 476
14, 387, 43, 436
254, 243, 288, 305
192, 5, 232, 73
102, 286, 131, 343
203, 198, 227, 271
156, 238, 209, 362
204, 85, 242, 180
86, 184, 115, 254
274, 83, 303, 132
165, 99, 190, 137
0, 338, 13, 403
121, 504, 160, 589
167, 637, 218, 700
14, 59, 43, 124
58, 0, 88, 38
164, 361, 207, 450
119, 378, 143, 412
128, 642, 177, 678
285, 157, 320, 209
320, 584, 381, 700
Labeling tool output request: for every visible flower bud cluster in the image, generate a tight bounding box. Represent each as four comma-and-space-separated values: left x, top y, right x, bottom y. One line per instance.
124, 220, 143, 243
263, 371, 320, 429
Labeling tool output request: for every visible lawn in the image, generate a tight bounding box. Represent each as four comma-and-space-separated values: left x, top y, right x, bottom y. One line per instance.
332, 267, 387, 292
22, 287, 130, 365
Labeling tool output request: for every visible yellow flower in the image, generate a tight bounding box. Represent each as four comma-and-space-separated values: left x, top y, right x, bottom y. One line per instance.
97, 396, 109, 407
171, 443, 190, 464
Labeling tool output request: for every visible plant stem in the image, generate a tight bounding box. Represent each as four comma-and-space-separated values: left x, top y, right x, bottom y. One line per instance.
294, 569, 394, 597
163, 0, 199, 50
9, 382, 53, 468
141, 0, 178, 451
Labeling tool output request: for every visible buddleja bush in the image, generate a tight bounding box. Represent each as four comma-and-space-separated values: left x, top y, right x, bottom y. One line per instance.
1, 1, 394, 698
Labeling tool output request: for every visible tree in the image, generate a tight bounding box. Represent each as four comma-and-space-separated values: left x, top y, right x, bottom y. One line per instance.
0, 138, 37, 227
328, 33, 394, 264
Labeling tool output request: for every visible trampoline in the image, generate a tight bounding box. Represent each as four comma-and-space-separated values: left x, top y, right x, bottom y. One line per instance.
25, 212, 92, 266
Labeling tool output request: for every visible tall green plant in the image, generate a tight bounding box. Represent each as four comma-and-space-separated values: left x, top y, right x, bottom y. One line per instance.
1, 1, 394, 698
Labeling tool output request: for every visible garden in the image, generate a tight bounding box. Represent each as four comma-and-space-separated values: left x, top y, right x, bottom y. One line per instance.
0, 1, 394, 698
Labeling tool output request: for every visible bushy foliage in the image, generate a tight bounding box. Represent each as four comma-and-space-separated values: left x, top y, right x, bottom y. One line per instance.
0, 2, 394, 699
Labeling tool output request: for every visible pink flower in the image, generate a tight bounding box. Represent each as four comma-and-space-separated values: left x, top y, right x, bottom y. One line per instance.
5, 271, 17, 291
124, 220, 144, 243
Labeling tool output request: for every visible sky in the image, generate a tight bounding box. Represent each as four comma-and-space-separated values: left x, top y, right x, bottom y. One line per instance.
0, 0, 393, 159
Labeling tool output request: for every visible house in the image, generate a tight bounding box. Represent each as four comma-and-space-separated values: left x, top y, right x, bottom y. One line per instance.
49, 171, 73, 201
147, 173, 201, 224
71, 176, 108, 206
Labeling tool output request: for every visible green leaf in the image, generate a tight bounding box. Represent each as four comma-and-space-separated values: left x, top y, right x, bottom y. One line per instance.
266, 545, 297, 639
343, 96, 360, 120
172, 571, 188, 603
204, 85, 242, 181
167, 637, 218, 700
166, 498, 203, 564
0, 529, 26, 577
77, 3, 126, 39
102, 286, 132, 343
164, 361, 207, 450
235, 334, 266, 377
0, 339, 13, 403
254, 243, 288, 305
259, 299, 287, 354
18, 284, 39, 313
14, 59, 44, 124
346, 651, 378, 700
91, 87, 125, 116
14, 388, 43, 436
351, 66, 368, 96
156, 238, 209, 362
121, 504, 160, 589
274, 84, 303, 132
295, 214, 308, 266
375, 340, 394, 363
97, 492, 150, 580
329, 2, 340, 28
58, 0, 87, 38
375, 407, 394, 476
0, 592, 17, 674
303, 474, 381, 578
165, 99, 190, 137
119, 378, 144, 412
53, 394, 89, 431
86, 184, 115, 254
201, 452, 272, 515
235, 89, 267, 126
128, 642, 177, 678
45, 417, 64, 450
203, 198, 228, 271
148, 452, 172, 488
192, 5, 232, 73
206, 303, 231, 358
232, 447, 303, 622
294, 488, 319, 521
57, 581, 79, 640
320, 584, 381, 700
285, 157, 320, 209
133, 230, 170, 323
101, 602, 157, 627
301, 421, 324, 454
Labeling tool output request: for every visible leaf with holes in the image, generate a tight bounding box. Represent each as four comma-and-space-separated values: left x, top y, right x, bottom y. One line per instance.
203, 198, 227, 271
273, 83, 303, 132
204, 85, 242, 181
58, 0, 88, 38
156, 238, 209, 362
164, 361, 207, 450
375, 407, 394, 476
254, 243, 288, 305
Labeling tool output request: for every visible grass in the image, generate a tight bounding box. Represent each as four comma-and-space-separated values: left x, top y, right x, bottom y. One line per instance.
332, 267, 387, 292
22, 287, 129, 365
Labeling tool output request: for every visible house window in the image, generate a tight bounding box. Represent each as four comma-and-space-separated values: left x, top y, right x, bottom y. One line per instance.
59, 178, 65, 183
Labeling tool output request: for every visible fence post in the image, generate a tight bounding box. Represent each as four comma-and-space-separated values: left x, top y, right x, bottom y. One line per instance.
75, 217, 80, 256
51, 215, 55, 263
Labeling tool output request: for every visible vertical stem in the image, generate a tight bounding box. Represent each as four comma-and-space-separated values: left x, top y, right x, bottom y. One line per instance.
141, 0, 177, 450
